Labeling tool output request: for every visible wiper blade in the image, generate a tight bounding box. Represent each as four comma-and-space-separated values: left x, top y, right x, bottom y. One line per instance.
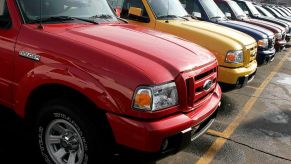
210, 16, 222, 19
180, 15, 191, 21
71, 16, 99, 24
117, 17, 128, 23
157, 15, 178, 19
30, 16, 99, 24
158, 15, 190, 21
89, 14, 113, 19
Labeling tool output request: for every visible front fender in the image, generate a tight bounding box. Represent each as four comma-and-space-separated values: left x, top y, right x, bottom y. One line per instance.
14, 64, 119, 117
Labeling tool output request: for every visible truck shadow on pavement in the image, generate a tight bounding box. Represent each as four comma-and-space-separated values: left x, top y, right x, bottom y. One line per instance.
0, 94, 240, 164
0, 106, 159, 164
0, 106, 34, 164
240, 109, 291, 137
0, 95, 238, 164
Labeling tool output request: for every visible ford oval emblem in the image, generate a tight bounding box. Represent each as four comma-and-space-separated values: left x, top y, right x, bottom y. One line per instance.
203, 80, 212, 91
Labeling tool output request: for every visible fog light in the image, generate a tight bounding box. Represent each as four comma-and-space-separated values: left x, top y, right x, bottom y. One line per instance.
161, 139, 169, 151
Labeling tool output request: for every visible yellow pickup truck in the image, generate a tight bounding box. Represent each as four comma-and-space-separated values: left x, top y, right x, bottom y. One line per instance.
111, 0, 258, 88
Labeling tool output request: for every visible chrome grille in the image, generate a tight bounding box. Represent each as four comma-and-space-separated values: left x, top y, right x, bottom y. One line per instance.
268, 37, 275, 49
249, 46, 257, 57
186, 66, 217, 108
282, 32, 286, 41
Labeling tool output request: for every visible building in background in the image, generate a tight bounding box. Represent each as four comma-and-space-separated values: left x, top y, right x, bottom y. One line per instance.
252, 0, 291, 5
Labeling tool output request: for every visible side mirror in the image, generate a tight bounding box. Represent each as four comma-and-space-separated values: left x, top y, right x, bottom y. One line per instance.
225, 12, 231, 18
129, 7, 142, 17
128, 7, 150, 23
114, 7, 121, 17
192, 12, 202, 18
244, 11, 249, 15
0, 18, 11, 29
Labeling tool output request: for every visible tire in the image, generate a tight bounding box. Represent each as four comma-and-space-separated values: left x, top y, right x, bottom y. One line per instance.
33, 99, 113, 164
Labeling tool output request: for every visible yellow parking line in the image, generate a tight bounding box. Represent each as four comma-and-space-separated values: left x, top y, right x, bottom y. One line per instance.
197, 54, 290, 164
207, 129, 225, 137
245, 85, 262, 90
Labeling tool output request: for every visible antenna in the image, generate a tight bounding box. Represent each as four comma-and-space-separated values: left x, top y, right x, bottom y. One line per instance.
165, 0, 170, 23
37, 0, 44, 30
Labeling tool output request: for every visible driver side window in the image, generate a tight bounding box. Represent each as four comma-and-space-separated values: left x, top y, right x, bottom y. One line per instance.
188, 0, 201, 13
217, 3, 232, 15
0, 0, 11, 29
237, 2, 249, 13
120, 0, 148, 19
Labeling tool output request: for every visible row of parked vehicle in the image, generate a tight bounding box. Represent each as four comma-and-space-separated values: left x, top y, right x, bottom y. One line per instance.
0, 0, 290, 164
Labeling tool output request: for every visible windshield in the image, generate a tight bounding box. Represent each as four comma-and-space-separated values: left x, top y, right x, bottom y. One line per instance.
200, 0, 226, 20
275, 8, 287, 17
147, 0, 188, 19
245, 2, 261, 16
256, 5, 275, 18
274, 8, 286, 17
17, 0, 118, 23
283, 8, 291, 15
267, 7, 282, 17
228, 1, 247, 18
281, 8, 291, 16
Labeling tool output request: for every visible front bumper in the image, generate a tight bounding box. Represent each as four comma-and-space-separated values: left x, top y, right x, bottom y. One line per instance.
218, 60, 257, 86
275, 40, 287, 51
286, 33, 291, 42
106, 85, 221, 153
257, 48, 276, 65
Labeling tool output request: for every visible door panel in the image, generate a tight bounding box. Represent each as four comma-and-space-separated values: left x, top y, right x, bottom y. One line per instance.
0, 0, 18, 106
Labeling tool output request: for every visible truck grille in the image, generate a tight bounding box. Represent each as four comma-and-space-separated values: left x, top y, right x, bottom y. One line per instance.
268, 37, 275, 49
186, 65, 217, 109
282, 32, 286, 41
247, 45, 257, 63
249, 46, 257, 57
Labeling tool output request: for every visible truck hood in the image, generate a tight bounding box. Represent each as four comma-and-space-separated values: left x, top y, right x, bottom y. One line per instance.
163, 20, 255, 47
40, 23, 216, 83
218, 20, 272, 39
243, 18, 283, 33
260, 16, 291, 27
278, 16, 291, 23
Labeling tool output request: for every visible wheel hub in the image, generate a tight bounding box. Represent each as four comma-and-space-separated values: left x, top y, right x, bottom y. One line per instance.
45, 119, 85, 164
60, 131, 80, 152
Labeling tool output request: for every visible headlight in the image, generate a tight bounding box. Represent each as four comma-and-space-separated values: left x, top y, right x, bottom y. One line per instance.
257, 39, 268, 48
132, 82, 178, 111
275, 33, 282, 40
225, 50, 243, 64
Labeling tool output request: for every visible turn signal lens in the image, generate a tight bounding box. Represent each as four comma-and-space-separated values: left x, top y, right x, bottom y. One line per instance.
225, 53, 236, 62
225, 50, 243, 64
257, 39, 268, 48
133, 89, 152, 110
132, 82, 178, 111
257, 40, 264, 46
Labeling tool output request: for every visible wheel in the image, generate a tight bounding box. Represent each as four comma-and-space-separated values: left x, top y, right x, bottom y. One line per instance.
33, 99, 113, 164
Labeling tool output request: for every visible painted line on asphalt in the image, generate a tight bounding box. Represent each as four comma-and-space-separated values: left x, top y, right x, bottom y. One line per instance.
207, 129, 225, 137
196, 53, 290, 164
245, 85, 262, 90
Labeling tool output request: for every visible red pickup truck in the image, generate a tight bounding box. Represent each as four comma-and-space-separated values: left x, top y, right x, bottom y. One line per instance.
1, 0, 221, 163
